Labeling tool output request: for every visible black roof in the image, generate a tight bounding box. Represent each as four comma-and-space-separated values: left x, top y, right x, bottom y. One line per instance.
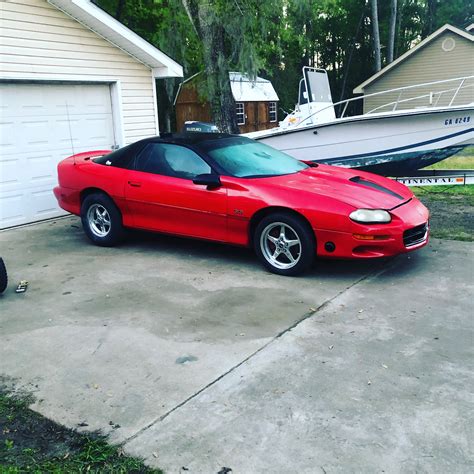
137, 132, 237, 146
94, 132, 243, 169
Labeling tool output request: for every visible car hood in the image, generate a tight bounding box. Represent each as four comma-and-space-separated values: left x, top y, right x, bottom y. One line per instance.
259, 164, 413, 209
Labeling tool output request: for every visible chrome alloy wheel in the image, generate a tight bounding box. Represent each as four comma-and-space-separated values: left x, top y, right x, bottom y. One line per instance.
87, 204, 111, 238
260, 222, 302, 270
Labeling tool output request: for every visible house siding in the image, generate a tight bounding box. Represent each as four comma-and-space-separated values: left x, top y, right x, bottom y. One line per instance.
0, 0, 158, 143
362, 31, 474, 113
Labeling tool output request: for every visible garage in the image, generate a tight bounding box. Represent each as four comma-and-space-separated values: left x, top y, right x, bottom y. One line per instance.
0, 83, 116, 229
0, 0, 183, 229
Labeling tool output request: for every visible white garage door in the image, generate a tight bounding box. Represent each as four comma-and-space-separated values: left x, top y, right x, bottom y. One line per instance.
0, 83, 116, 229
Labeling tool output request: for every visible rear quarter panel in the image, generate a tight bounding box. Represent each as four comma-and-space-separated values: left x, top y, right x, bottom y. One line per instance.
57, 157, 129, 220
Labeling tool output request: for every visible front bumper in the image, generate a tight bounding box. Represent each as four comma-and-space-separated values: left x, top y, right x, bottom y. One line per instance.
314, 198, 430, 259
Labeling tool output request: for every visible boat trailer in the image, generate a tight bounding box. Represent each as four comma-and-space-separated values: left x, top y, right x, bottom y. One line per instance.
394, 169, 474, 187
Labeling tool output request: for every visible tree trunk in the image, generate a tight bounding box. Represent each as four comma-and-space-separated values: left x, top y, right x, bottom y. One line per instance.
115, 0, 126, 21
394, 0, 404, 59
339, 7, 366, 108
182, 0, 239, 133
423, 0, 437, 37
370, 0, 381, 72
387, 0, 397, 63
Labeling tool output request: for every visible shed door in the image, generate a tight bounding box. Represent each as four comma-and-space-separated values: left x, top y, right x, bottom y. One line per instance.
0, 83, 116, 229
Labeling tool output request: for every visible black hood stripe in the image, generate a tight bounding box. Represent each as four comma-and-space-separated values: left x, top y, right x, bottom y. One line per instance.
349, 176, 404, 200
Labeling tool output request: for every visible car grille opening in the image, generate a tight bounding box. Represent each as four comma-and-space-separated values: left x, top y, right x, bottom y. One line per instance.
403, 222, 428, 247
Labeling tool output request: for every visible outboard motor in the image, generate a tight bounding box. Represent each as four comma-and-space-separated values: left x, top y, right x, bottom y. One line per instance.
182, 121, 220, 133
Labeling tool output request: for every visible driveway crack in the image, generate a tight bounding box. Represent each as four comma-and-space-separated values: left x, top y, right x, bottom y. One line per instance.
122, 260, 396, 446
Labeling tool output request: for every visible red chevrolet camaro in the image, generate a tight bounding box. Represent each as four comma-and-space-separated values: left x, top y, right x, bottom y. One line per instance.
54, 133, 429, 276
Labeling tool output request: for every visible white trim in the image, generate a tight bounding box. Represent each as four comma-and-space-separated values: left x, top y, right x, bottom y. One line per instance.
236, 102, 246, 125
354, 24, 474, 93
151, 77, 160, 136
466, 23, 474, 32
269, 101, 277, 122
47, 0, 183, 78
441, 37, 456, 52
0, 73, 124, 83
109, 81, 125, 148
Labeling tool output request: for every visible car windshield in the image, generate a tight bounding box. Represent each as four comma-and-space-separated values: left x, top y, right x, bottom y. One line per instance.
199, 137, 308, 178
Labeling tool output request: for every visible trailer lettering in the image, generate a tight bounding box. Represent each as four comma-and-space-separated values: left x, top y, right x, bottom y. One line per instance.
397, 176, 468, 186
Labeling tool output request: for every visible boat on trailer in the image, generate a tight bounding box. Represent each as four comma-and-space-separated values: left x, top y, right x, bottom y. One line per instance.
245, 67, 474, 176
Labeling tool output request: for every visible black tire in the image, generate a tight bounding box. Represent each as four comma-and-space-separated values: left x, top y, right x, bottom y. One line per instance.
254, 212, 316, 276
81, 193, 124, 247
0, 257, 7, 294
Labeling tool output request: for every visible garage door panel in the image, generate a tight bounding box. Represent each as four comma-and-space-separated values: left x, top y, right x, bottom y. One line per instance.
0, 188, 68, 228
0, 157, 21, 189
2, 150, 57, 192
31, 188, 62, 218
3, 85, 113, 117
0, 83, 116, 229
3, 115, 114, 152
2, 145, 101, 192
0, 193, 23, 227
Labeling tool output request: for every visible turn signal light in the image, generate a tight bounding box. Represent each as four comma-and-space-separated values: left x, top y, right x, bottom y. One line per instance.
353, 234, 390, 241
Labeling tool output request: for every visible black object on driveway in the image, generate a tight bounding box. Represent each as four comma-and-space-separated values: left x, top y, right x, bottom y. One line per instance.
0, 257, 7, 294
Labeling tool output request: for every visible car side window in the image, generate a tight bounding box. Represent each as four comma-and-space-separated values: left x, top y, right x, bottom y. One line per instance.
135, 143, 211, 179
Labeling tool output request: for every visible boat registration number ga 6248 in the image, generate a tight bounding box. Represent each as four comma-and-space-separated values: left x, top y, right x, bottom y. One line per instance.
444, 116, 471, 125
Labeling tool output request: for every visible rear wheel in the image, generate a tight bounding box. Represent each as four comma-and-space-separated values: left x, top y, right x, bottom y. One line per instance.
254, 213, 315, 276
81, 193, 124, 246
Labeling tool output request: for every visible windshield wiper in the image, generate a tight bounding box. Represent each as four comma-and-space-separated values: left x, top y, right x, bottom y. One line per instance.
240, 173, 289, 179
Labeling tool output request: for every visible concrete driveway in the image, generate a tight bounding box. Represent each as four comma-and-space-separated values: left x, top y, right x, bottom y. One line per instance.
0, 216, 472, 473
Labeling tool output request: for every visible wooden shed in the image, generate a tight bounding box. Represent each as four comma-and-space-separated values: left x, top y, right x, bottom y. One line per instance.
175, 72, 279, 133
354, 24, 474, 113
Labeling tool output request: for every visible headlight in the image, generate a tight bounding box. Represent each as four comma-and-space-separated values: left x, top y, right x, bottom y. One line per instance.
350, 209, 391, 224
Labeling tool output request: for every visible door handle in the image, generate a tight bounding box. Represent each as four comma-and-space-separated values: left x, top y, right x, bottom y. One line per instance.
128, 181, 141, 188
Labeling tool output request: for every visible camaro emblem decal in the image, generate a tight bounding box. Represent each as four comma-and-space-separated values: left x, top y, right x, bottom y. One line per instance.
233, 209, 244, 216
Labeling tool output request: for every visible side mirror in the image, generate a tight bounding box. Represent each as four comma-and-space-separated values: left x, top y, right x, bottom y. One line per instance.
192, 173, 221, 189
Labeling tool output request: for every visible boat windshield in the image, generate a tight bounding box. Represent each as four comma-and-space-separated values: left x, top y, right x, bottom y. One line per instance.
199, 137, 308, 178
298, 79, 308, 105
304, 69, 333, 104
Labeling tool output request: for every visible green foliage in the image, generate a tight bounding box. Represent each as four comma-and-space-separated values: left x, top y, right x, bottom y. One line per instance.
95, 0, 201, 75
93, 0, 472, 128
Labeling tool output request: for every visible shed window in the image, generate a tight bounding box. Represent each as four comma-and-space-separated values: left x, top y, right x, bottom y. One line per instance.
236, 102, 245, 125
269, 102, 277, 122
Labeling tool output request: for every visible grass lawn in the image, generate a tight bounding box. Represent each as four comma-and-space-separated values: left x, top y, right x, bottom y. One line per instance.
411, 146, 474, 242
0, 391, 161, 473
412, 146, 474, 241
426, 146, 474, 170
413, 186, 473, 241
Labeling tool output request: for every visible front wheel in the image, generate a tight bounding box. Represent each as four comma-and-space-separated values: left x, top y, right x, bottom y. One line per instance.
254, 213, 315, 276
81, 193, 124, 246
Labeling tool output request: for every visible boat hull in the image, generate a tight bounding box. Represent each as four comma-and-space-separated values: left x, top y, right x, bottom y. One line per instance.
249, 106, 473, 176
350, 145, 467, 176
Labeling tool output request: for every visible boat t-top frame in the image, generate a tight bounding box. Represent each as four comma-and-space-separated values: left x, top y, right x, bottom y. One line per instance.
294, 66, 474, 127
